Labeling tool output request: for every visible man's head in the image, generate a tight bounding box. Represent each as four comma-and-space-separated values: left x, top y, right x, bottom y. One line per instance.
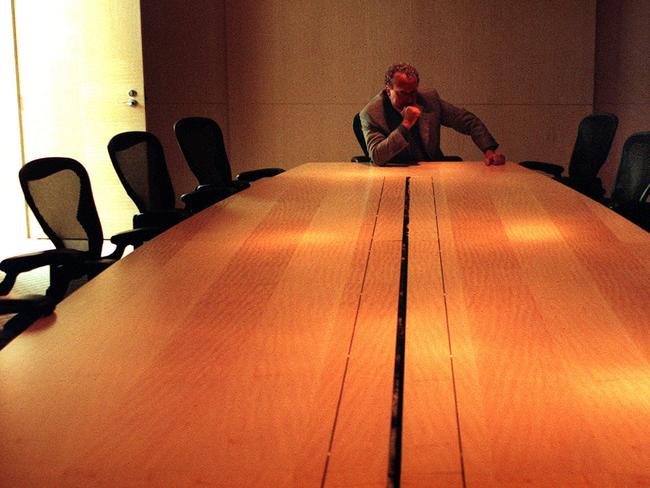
384, 63, 420, 111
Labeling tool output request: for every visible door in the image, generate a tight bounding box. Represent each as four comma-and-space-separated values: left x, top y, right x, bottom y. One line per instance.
15, 0, 145, 236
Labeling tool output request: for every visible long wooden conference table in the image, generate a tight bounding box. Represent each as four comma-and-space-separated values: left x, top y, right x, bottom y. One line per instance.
2, 162, 649, 487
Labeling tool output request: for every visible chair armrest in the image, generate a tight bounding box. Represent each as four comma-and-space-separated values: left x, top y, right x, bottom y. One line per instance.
108, 227, 161, 259
133, 209, 188, 230
352, 155, 372, 163
236, 168, 285, 182
640, 183, 650, 203
229, 180, 251, 190
0, 249, 83, 275
0, 249, 84, 296
110, 227, 160, 245
519, 161, 565, 178
181, 186, 238, 213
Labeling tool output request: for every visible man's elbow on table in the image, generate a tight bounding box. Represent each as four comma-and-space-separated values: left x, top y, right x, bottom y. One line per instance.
370, 155, 389, 166
367, 142, 392, 166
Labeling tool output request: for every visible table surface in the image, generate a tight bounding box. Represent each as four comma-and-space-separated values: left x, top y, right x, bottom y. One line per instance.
1, 162, 649, 487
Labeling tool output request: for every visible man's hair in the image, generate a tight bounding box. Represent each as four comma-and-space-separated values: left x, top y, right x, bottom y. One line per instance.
384, 63, 420, 87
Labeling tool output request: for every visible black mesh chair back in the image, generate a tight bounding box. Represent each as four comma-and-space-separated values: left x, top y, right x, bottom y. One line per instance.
174, 116, 233, 186
353, 113, 370, 161
567, 113, 619, 181
108, 131, 189, 229
19, 157, 104, 258
611, 132, 650, 207
640, 183, 650, 204
519, 113, 618, 200
19, 157, 158, 280
108, 131, 177, 213
174, 116, 283, 188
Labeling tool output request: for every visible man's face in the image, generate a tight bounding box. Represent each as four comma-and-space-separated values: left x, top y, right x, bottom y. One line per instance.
386, 72, 418, 111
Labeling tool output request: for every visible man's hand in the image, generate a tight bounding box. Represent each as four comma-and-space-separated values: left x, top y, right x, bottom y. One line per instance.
401, 106, 421, 129
484, 149, 506, 166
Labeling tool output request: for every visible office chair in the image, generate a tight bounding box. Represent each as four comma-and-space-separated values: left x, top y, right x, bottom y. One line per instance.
174, 116, 285, 198
108, 131, 215, 230
0, 248, 81, 349
351, 113, 371, 163
607, 131, 650, 231
19, 157, 158, 282
519, 113, 618, 201
351, 113, 463, 163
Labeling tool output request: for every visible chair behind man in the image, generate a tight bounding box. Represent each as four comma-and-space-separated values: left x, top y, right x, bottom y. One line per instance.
519, 113, 618, 201
19, 157, 157, 281
351, 113, 371, 163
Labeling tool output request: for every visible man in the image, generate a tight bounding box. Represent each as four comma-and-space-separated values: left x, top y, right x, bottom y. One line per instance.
359, 63, 505, 166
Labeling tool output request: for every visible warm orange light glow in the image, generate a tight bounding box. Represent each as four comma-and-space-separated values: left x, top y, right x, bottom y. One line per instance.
505, 223, 564, 243
255, 229, 347, 249
294, 164, 386, 182
575, 367, 650, 412
300, 229, 343, 244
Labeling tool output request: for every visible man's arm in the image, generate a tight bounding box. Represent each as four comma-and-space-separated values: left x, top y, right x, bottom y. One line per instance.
438, 97, 505, 164
484, 149, 506, 166
440, 99, 506, 166
439, 98, 498, 153
359, 111, 410, 165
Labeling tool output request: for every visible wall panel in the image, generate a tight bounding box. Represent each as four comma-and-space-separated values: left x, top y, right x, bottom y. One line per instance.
142, 0, 597, 194
144, 102, 229, 195
229, 103, 362, 171
141, 0, 228, 197
443, 104, 593, 162
595, 0, 650, 195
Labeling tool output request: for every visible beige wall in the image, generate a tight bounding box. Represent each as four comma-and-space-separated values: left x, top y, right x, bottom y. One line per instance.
141, 0, 597, 197
141, 0, 229, 197
594, 0, 650, 195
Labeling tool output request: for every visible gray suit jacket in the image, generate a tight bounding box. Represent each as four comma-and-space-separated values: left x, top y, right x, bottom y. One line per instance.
359, 89, 498, 165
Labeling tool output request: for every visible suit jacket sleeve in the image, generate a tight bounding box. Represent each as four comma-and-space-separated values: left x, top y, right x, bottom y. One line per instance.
439, 98, 498, 153
359, 111, 409, 166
